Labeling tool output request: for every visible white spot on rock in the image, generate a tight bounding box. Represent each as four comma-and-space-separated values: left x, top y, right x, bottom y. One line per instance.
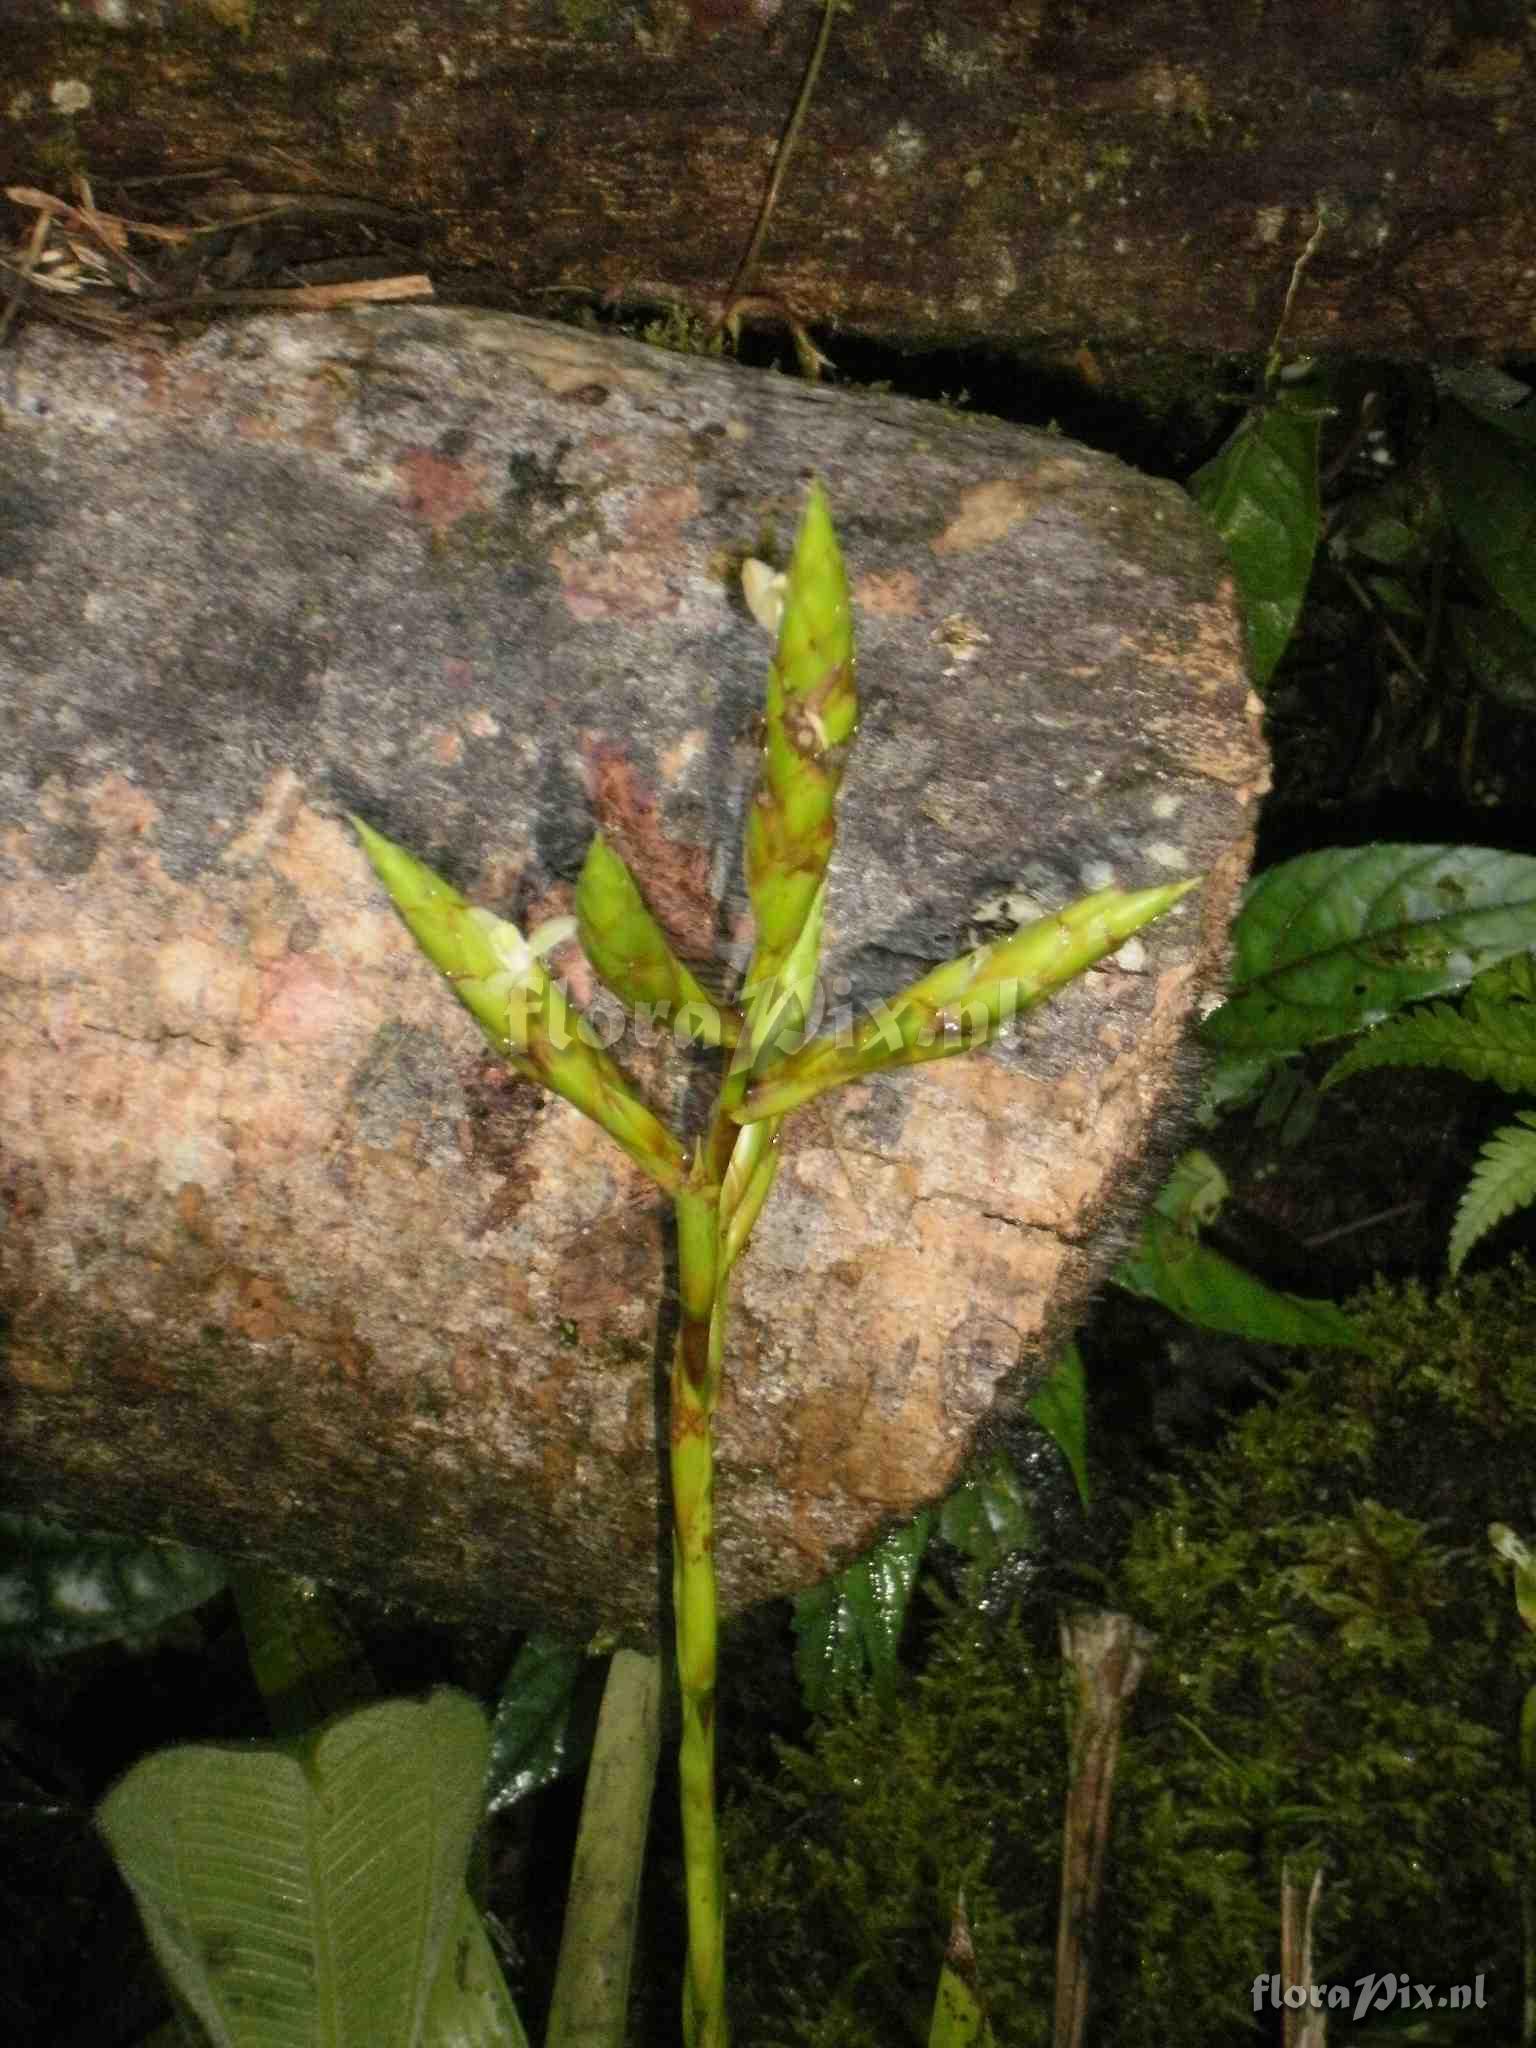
1145, 841, 1189, 870
49, 78, 93, 115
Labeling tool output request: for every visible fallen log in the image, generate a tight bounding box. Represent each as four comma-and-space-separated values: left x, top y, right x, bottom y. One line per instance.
0, 305, 1262, 1637
3, 0, 1531, 359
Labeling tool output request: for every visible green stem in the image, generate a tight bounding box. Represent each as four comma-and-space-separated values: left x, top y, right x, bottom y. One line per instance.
672, 1173, 728, 2047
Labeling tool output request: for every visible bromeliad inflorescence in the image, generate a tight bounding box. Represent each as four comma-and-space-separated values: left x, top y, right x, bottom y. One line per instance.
352, 482, 1197, 2047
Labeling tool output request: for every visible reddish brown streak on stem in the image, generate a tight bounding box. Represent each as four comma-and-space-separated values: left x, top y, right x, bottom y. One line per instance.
679, 1320, 711, 1389
670, 1403, 712, 1446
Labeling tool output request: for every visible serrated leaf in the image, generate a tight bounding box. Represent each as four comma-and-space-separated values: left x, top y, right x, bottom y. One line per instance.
1114, 1212, 1363, 1349
484, 1634, 588, 1815
98, 1689, 491, 2048
938, 1451, 1038, 1566
1449, 1110, 1536, 1274
792, 1513, 931, 1713
1473, 951, 1536, 1004
1203, 844, 1536, 1053
1323, 996, 1536, 1096
1026, 1344, 1091, 1507
1190, 401, 1321, 687
1431, 399, 1536, 633
0, 1514, 227, 1660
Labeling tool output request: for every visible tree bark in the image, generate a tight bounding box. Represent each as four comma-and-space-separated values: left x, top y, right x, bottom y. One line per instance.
2, 0, 1532, 361
0, 304, 1261, 1637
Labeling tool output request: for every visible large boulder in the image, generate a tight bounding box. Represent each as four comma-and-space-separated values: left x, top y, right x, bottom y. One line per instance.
0, 306, 1262, 1636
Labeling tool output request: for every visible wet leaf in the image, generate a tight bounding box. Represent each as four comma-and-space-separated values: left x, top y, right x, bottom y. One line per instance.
938, 1451, 1038, 1564
485, 1635, 590, 1814
0, 1514, 226, 1659
1025, 1347, 1091, 1508
1190, 400, 1321, 688
1203, 844, 1536, 1053
792, 1513, 931, 1712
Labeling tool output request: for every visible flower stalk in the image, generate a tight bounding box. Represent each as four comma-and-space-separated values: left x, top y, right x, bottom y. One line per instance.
350, 483, 1199, 2048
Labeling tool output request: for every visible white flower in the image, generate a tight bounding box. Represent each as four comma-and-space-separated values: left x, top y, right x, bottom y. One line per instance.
741, 559, 787, 636
464, 905, 575, 988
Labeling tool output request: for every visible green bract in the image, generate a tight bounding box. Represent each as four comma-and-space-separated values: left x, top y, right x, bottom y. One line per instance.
351, 816, 687, 1196
736, 882, 1198, 1122
577, 830, 742, 1048
742, 481, 856, 987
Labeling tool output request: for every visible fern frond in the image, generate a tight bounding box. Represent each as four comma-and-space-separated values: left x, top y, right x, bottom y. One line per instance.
1450, 1110, 1536, 1274
1324, 996, 1536, 1096
1471, 951, 1536, 1005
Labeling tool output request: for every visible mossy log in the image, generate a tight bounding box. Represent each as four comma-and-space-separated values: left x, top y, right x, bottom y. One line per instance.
0, 305, 1261, 1636
2, 1, 1532, 360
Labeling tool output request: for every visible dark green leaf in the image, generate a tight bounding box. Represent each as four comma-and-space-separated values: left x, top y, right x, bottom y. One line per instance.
1115, 1213, 1364, 1349
1252, 1060, 1321, 1147
1431, 398, 1536, 632
0, 1513, 226, 1659
1026, 1348, 1091, 1507
1365, 573, 1422, 620
1195, 1048, 1290, 1125
1203, 844, 1536, 1053
793, 1513, 932, 1713
1190, 400, 1321, 687
1449, 603, 1536, 709
227, 1566, 377, 1740
939, 1451, 1039, 1564
1345, 513, 1421, 567
485, 1634, 589, 1814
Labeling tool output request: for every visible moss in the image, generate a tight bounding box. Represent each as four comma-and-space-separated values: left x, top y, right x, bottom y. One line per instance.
725, 1264, 1536, 2044
724, 1609, 1060, 2047
634, 305, 726, 359
555, 0, 619, 39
